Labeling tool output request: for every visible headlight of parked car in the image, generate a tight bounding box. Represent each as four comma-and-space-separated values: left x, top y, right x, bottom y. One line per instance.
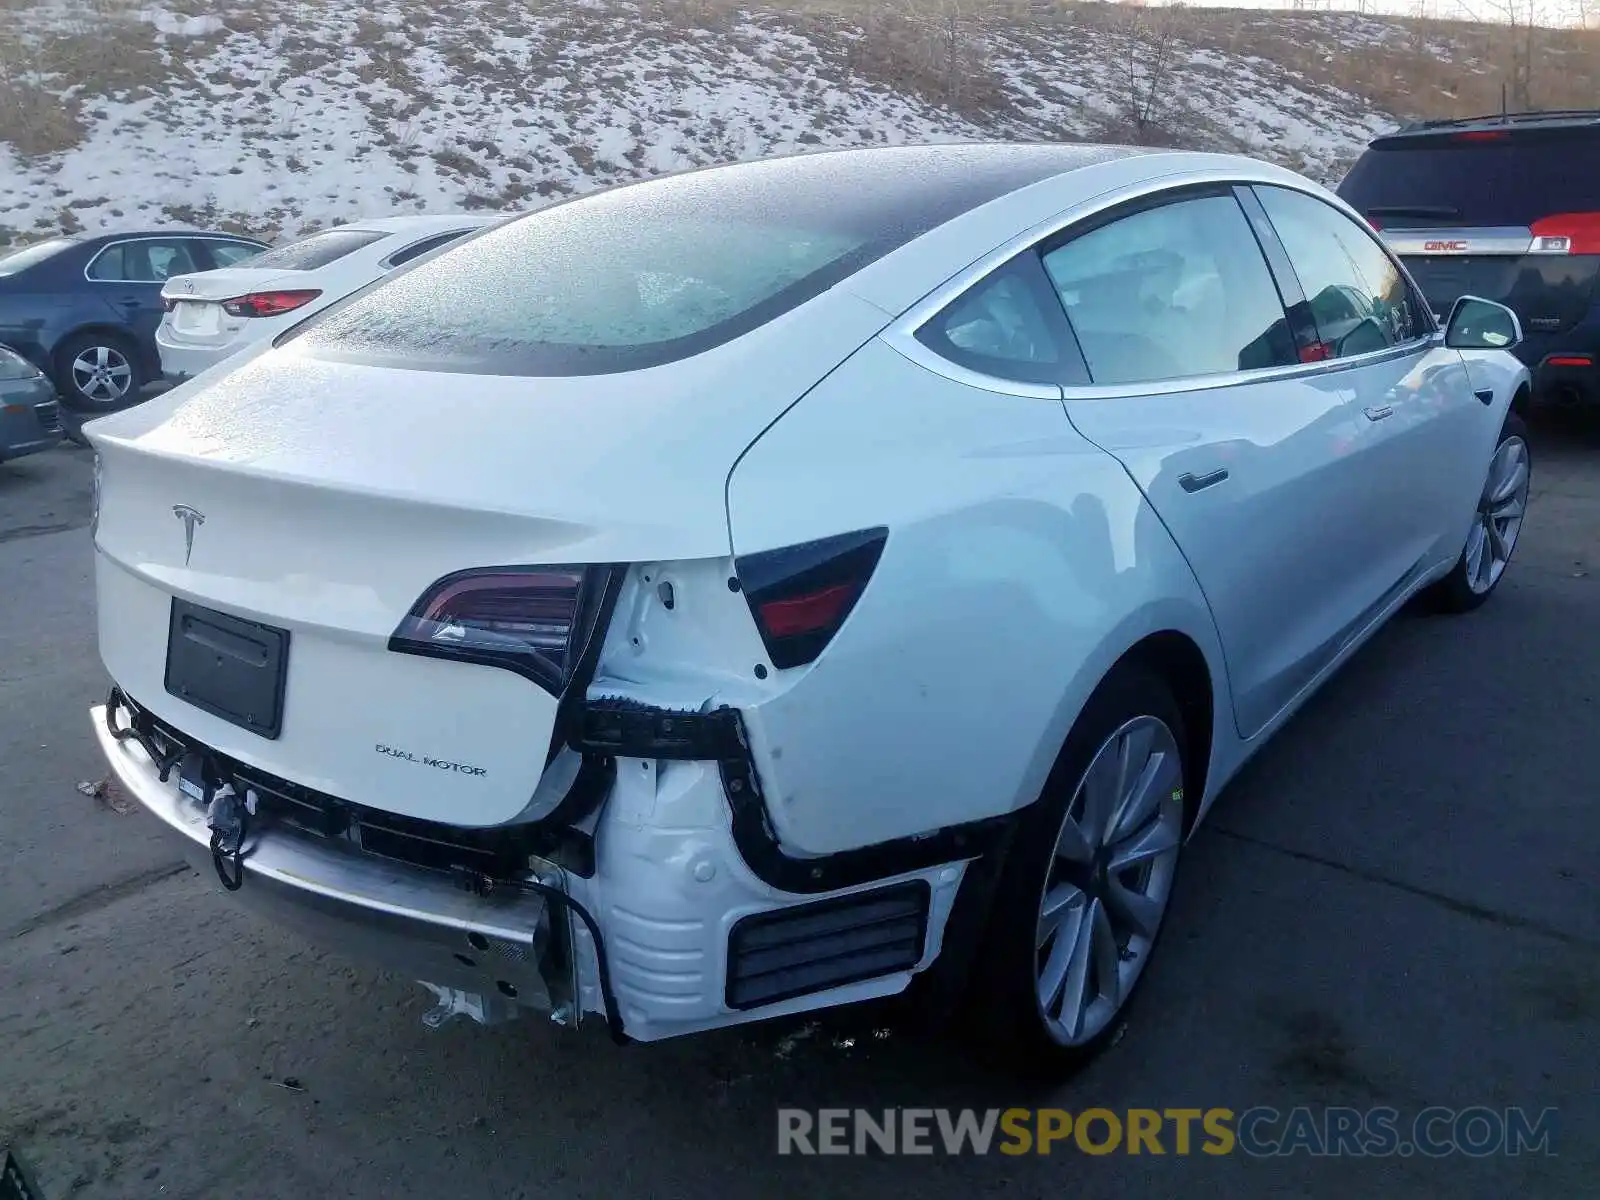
0, 345, 43, 381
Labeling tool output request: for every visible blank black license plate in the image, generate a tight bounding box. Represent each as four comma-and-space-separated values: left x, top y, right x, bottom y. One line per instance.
164, 598, 290, 739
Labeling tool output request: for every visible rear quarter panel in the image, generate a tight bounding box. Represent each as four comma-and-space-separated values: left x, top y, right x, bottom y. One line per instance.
724, 338, 1230, 856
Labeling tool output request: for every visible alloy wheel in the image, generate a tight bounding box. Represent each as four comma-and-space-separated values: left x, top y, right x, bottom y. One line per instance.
1464, 434, 1530, 595
70, 345, 134, 405
1035, 714, 1184, 1046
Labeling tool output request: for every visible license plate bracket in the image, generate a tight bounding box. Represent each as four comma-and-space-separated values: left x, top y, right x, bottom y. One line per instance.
164, 598, 290, 739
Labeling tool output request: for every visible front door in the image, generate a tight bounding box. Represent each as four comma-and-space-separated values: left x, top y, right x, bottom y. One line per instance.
1252, 183, 1484, 575
1040, 187, 1400, 738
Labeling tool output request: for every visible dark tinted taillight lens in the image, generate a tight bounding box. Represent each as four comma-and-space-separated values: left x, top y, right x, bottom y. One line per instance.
736, 527, 887, 670
390, 567, 591, 694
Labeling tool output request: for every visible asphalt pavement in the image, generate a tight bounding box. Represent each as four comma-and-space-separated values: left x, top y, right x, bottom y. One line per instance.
2, 419, 1597, 1198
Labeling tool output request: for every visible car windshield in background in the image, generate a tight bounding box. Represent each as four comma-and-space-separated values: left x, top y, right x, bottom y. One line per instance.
0, 237, 78, 277
1339, 129, 1600, 227
289, 145, 1129, 376
244, 228, 389, 271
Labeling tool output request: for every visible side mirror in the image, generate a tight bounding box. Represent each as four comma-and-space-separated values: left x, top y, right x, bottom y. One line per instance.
1444, 295, 1522, 351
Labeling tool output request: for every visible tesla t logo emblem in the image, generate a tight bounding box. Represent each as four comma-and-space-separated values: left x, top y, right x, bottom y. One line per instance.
1424, 240, 1469, 252
172, 504, 205, 565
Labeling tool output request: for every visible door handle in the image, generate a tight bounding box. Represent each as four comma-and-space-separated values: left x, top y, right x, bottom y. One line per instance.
1474, 388, 1494, 405
1363, 405, 1394, 421
1178, 468, 1229, 493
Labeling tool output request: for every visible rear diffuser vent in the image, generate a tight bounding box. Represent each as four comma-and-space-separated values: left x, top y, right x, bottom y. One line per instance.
725, 881, 931, 1010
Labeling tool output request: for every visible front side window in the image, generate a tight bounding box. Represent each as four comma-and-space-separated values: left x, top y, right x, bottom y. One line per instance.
1040, 193, 1297, 386
1255, 185, 1427, 358
914, 255, 1080, 386
87, 239, 198, 282
0, 237, 77, 277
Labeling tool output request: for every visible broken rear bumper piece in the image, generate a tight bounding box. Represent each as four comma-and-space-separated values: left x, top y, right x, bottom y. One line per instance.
92, 689, 1009, 1043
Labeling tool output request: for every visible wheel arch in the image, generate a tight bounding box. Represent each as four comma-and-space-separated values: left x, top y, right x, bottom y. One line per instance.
1511, 380, 1531, 419
52, 322, 144, 373
1110, 630, 1216, 829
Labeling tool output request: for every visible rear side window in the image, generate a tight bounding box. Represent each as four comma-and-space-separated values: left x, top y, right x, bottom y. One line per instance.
1338, 131, 1600, 228
1256, 186, 1427, 357
0, 237, 77, 277
385, 230, 474, 269
86, 239, 199, 282
915, 255, 1082, 386
246, 229, 387, 271
1040, 193, 1297, 385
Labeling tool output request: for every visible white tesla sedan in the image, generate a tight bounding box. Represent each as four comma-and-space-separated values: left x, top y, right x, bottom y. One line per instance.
86, 144, 1531, 1077
154, 214, 497, 381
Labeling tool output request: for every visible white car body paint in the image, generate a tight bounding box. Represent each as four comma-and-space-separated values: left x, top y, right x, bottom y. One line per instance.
85, 147, 1530, 1043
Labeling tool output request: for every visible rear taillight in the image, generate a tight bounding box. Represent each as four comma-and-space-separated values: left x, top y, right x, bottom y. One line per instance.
221, 289, 322, 318
390, 566, 603, 695
735, 527, 887, 670
161, 296, 177, 312
1528, 213, 1600, 255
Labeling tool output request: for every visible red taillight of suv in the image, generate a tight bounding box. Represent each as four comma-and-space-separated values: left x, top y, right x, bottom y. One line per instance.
1528, 213, 1600, 256
221, 290, 323, 318
390, 567, 606, 695
735, 527, 888, 670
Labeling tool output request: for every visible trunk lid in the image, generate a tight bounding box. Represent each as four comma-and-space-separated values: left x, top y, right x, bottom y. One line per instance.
161, 267, 309, 303
90, 295, 888, 825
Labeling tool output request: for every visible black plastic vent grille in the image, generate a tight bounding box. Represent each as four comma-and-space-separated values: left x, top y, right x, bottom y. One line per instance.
725, 881, 930, 1010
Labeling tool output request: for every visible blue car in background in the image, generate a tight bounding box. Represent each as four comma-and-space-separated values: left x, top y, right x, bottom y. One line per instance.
0, 229, 268, 414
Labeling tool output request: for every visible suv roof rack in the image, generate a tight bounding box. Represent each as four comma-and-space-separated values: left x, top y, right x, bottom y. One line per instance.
1393, 108, 1600, 134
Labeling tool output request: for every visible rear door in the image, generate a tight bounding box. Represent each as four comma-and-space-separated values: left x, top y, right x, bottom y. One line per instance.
1044, 186, 1391, 738
1337, 125, 1600, 341
86, 237, 205, 343
1252, 183, 1484, 573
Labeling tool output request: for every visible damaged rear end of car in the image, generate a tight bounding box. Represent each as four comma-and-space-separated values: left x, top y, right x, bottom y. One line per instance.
86, 148, 1083, 1043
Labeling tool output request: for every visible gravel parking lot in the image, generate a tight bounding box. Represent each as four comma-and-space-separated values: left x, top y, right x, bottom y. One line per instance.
2, 421, 1597, 1198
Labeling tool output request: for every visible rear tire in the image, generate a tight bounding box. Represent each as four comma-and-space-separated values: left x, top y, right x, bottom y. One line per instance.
969, 663, 1189, 1080
54, 332, 145, 413
1427, 411, 1531, 614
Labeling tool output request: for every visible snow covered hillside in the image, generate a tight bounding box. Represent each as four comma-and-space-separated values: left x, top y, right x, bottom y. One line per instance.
0, 0, 1412, 242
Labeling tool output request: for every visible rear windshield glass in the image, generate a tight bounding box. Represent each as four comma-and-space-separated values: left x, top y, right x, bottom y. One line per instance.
287, 146, 1110, 376
245, 228, 388, 271
1338, 133, 1600, 228
0, 237, 77, 277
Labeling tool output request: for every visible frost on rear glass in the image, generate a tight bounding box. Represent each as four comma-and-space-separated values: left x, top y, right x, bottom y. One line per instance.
289, 145, 1133, 376
245, 228, 388, 271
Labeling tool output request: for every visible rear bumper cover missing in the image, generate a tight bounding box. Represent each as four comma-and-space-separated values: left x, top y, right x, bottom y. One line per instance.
94, 688, 1014, 1041
91, 699, 618, 1037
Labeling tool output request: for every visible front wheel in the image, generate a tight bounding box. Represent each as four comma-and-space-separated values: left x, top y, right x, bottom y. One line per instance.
971, 664, 1189, 1079
1428, 411, 1531, 614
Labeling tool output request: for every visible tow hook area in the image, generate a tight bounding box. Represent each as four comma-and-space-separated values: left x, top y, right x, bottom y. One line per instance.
417, 983, 524, 1030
